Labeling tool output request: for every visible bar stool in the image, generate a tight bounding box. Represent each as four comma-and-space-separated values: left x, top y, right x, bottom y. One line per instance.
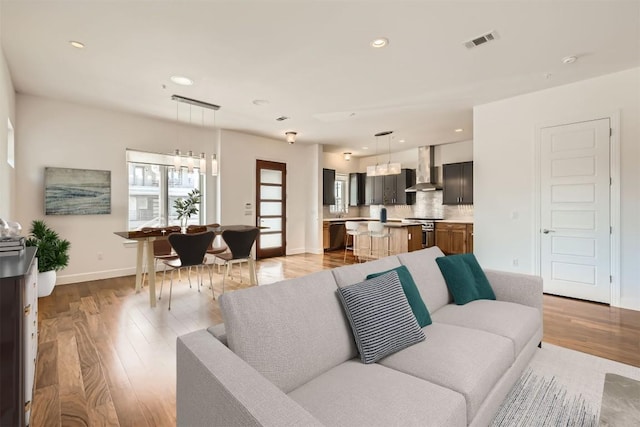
367, 222, 391, 260
344, 221, 365, 262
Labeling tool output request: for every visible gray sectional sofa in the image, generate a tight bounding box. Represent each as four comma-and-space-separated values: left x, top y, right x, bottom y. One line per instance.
176, 247, 543, 426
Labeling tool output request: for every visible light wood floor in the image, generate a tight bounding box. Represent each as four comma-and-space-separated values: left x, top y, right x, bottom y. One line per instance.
32, 251, 640, 426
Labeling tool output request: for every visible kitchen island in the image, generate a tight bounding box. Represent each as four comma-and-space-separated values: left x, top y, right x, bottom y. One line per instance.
349, 221, 423, 260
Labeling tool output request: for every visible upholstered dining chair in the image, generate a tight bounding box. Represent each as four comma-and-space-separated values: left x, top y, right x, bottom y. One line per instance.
140, 227, 180, 288
213, 227, 259, 296
159, 231, 214, 310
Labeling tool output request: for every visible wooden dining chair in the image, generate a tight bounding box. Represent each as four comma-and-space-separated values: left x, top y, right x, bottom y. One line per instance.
158, 231, 214, 310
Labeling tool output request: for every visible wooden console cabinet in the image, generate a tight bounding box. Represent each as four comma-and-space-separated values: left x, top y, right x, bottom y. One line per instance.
0, 247, 38, 427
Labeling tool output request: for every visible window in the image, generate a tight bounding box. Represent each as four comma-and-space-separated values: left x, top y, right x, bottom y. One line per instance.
329, 173, 348, 214
127, 149, 205, 230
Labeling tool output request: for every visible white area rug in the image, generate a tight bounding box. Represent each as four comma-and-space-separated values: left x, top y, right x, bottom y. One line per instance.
491, 343, 640, 426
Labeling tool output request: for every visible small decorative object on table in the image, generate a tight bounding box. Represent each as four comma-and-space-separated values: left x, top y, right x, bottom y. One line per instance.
380, 206, 387, 223
0, 219, 25, 257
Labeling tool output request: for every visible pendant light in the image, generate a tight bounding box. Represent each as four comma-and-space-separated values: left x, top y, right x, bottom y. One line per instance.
368, 131, 400, 176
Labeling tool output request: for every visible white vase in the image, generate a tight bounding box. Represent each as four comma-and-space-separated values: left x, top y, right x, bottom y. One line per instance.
38, 270, 57, 298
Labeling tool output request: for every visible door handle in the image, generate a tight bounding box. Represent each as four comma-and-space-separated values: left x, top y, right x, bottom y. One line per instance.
542, 229, 555, 234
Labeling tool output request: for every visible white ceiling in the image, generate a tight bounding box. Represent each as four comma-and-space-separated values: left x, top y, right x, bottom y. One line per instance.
2, 1, 639, 157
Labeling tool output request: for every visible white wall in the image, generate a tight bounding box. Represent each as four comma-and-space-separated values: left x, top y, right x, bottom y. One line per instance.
0, 11, 16, 219
474, 68, 640, 311
219, 129, 322, 255
357, 140, 473, 178
323, 152, 360, 174
15, 94, 219, 284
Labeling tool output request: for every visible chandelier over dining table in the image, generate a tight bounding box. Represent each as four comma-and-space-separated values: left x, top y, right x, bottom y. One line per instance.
171, 94, 221, 176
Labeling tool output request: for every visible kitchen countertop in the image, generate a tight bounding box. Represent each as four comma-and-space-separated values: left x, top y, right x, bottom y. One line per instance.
323, 217, 405, 223
323, 217, 473, 224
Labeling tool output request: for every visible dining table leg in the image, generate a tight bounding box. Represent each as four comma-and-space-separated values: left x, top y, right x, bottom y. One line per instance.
135, 240, 144, 293
146, 237, 157, 307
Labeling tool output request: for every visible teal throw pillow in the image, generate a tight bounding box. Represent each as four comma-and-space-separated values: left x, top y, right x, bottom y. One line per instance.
435, 253, 496, 305
367, 265, 432, 327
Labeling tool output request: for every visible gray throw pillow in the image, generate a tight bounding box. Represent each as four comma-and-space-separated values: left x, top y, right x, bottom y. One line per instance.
337, 271, 426, 364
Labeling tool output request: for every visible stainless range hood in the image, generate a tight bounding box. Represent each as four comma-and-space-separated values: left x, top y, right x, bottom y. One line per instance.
405, 146, 442, 192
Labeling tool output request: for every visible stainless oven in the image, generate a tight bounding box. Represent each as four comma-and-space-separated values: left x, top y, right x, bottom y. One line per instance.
402, 218, 438, 248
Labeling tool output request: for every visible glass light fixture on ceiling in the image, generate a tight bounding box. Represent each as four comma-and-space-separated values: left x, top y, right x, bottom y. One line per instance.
367, 131, 401, 176
211, 154, 218, 176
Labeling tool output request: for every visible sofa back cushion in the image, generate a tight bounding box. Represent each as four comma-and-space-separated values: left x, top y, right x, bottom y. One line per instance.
332, 256, 402, 288
219, 270, 357, 393
397, 247, 452, 313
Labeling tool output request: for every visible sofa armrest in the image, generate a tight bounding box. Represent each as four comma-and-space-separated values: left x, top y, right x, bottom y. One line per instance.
484, 269, 543, 315
177, 330, 323, 427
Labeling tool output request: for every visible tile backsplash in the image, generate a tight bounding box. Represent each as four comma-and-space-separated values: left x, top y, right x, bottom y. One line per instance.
322, 191, 473, 221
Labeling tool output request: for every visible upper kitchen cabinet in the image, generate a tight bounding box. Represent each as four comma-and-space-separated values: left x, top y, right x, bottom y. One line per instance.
349, 173, 366, 206
395, 169, 416, 205
443, 161, 473, 205
365, 169, 416, 205
323, 168, 336, 205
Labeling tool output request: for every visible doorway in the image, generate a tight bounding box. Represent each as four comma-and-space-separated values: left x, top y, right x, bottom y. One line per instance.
256, 160, 287, 259
539, 118, 611, 303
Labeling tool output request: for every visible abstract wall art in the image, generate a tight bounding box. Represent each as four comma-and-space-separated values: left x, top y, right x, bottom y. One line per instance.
44, 167, 111, 215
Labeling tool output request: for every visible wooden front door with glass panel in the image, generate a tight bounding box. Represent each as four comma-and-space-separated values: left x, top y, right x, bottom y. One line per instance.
256, 160, 287, 258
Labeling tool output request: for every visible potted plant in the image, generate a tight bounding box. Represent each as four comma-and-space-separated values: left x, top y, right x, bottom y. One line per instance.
25, 220, 71, 297
174, 188, 201, 232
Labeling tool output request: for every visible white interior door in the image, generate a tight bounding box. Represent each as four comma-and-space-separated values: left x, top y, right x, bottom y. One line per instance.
540, 118, 611, 303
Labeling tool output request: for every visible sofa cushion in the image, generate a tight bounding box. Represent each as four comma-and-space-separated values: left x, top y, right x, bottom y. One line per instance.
366, 265, 432, 327
219, 270, 357, 393
436, 253, 496, 305
288, 360, 467, 427
206, 323, 227, 346
397, 247, 452, 312
338, 271, 425, 364
378, 322, 513, 422
431, 300, 541, 358
331, 256, 401, 288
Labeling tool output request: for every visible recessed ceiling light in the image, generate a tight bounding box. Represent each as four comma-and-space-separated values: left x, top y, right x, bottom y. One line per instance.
399, 139, 405, 143
562, 55, 577, 64
170, 75, 194, 86
69, 40, 85, 49
362, 146, 369, 150
454, 128, 463, 133
370, 38, 389, 48
252, 99, 269, 106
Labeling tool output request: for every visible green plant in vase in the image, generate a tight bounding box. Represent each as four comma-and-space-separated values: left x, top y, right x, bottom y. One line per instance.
174, 188, 201, 231
25, 220, 71, 297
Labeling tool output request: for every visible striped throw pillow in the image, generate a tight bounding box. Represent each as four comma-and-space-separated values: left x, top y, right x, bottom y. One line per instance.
337, 271, 426, 364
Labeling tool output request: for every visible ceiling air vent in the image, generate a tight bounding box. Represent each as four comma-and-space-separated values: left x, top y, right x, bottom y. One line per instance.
276, 116, 289, 121
464, 31, 499, 49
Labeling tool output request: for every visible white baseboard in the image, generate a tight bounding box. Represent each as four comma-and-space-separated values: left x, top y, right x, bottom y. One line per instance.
56, 267, 137, 285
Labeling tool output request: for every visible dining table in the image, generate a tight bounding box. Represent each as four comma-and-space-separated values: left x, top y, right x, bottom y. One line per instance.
114, 224, 259, 307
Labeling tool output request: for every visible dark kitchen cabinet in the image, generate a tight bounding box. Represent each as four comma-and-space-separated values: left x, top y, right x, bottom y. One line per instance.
349, 173, 366, 206
443, 161, 473, 205
393, 169, 416, 205
323, 168, 335, 205
365, 169, 416, 205
365, 175, 383, 205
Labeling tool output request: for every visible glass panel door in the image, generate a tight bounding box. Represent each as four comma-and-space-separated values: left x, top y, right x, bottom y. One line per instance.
256, 160, 286, 258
